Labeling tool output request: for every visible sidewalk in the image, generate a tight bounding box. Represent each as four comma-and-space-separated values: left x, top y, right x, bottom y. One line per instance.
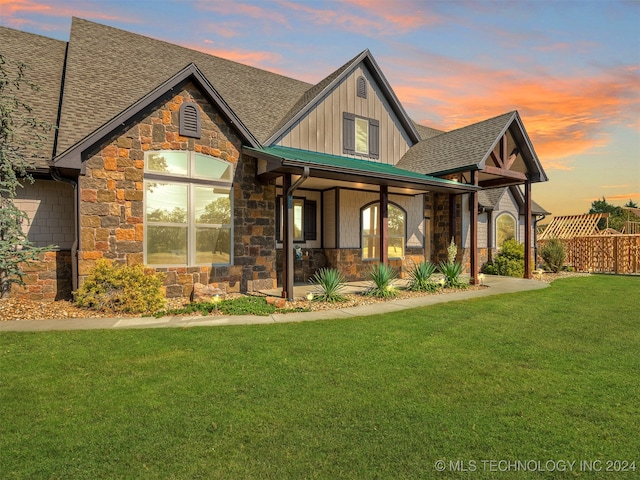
0, 275, 549, 332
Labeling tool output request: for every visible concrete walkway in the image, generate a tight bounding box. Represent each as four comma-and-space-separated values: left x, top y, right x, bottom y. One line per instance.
0, 275, 549, 332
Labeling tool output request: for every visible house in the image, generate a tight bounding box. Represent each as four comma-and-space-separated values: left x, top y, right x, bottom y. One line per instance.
1, 18, 548, 301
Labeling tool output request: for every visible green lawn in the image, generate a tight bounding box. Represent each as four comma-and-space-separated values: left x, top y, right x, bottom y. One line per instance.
1, 275, 638, 479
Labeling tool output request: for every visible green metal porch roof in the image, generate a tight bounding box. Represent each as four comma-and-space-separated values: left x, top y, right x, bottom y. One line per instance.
245, 145, 478, 193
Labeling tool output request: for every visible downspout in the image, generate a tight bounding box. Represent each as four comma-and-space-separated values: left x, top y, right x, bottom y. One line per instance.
283, 167, 310, 300
51, 168, 78, 293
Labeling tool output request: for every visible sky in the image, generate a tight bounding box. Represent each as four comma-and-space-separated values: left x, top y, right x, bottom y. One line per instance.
1, 0, 639, 218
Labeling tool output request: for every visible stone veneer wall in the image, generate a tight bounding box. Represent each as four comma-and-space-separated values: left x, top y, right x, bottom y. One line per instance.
77, 82, 276, 298
11, 251, 73, 300
430, 192, 463, 264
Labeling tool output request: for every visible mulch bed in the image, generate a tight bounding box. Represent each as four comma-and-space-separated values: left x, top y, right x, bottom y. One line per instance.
0, 272, 588, 322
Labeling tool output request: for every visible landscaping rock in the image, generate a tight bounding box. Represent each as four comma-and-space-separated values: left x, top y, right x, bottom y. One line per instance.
191, 283, 225, 303
265, 296, 286, 308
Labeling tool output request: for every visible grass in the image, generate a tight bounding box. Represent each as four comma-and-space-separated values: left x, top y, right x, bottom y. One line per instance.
1, 275, 638, 479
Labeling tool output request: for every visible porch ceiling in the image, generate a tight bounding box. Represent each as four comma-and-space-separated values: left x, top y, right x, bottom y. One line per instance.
244, 146, 479, 194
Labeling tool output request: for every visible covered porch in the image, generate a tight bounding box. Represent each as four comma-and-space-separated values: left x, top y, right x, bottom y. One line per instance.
244, 146, 478, 300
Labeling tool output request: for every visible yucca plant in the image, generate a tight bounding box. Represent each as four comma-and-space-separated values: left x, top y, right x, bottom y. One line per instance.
438, 261, 467, 289
367, 263, 398, 298
309, 268, 347, 302
407, 261, 439, 292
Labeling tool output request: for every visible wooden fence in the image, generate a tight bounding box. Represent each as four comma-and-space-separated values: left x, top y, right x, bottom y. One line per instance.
540, 235, 640, 274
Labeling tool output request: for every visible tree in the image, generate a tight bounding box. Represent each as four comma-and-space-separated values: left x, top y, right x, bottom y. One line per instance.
0, 54, 56, 298
588, 197, 624, 231
624, 200, 638, 208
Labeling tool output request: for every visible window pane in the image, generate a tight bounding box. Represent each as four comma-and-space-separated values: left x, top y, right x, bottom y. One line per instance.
146, 182, 187, 223
195, 154, 233, 181
497, 214, 516, 246
146, 226, 187, 265
362, 205, 378, 236
355, 118, 369, 154
363, 235, 378, 260
146, 152, 188, 176
196, 227, 231, 264
388, 237, 404, 259
293, 200, 304, 241
195, 186, 231, 224
388, 205, 404, 235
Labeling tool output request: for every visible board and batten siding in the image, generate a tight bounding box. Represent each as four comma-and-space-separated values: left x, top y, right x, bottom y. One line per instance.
274, 64, 413, 165
323, 189, 337, 249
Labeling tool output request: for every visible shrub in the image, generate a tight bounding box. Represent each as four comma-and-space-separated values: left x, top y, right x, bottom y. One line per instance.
75, 259, 166, 314
438, 261, 467, 288
367, 263, 398, 298
309, 268, 347, 302
407, 261, 440, 292
540, 238, 566, 273
483, 238, 525, 278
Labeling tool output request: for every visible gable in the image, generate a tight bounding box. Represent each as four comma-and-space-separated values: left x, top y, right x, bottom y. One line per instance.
55, 64, 258, 171
55, 18, 310, 155
273, 63, 413, 165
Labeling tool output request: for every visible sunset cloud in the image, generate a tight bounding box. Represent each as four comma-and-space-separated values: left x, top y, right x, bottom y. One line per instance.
384, 52, 640, 172
0, 0, 128, 24
182, 42, 286, 74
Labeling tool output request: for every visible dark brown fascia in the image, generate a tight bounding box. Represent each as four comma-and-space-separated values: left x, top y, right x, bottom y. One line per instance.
54, 63, 260, 173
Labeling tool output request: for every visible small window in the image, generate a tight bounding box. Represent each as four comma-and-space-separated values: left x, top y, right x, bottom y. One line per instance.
343, 113, 379, 159
496, 213, 517, 247
179, 102, 201, 138
357, 76, 367, 99
276, 197, 317, 243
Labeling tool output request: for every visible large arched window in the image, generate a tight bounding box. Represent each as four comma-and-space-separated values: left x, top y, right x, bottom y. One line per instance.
361, 202, 406, 260
496, 213, 517, 247
144, 151, 233, 266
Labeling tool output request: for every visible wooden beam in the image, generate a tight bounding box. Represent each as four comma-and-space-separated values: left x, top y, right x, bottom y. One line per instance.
469, 171, 479, 285
479, 178, 525, 188
524, 180, 532, 279
380, 185, 389, 265
482, 165, 527, 180
490, 150, 503, 168
504, 148, 519, 170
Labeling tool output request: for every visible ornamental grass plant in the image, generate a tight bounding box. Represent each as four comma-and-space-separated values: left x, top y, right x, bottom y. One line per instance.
367, 263, 398, 298
309, 268, 347, 302
407, 261, 440, 292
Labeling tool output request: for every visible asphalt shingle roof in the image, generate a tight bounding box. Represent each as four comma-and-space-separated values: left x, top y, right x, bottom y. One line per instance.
398, 111, 516, 175
0, 26, 67, 169
56, 18, 312, 153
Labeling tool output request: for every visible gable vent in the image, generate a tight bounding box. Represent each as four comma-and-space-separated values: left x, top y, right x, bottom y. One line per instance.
179, 102, 201, 138
357, 76, 367, 99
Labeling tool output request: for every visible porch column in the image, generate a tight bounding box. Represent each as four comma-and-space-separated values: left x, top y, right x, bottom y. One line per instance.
487, 210, 493, 263
524, 179, 533, 279
448, 194, 457, 245
380, 185, 389, 265
282, 174, 293, 299
469, 171, 479, 285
